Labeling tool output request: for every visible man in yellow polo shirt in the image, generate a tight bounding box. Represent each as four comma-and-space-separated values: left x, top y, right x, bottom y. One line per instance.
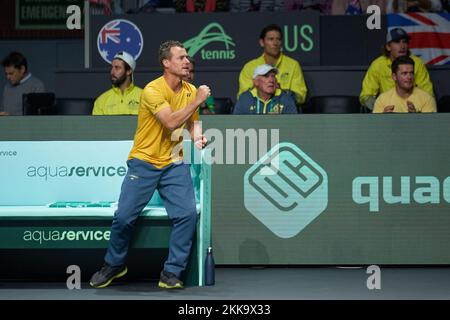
90, 40, 210, 289
237, 24, 307, 106
360, 28, 433, 111
373, 56, 436, 113
92, 51, 142, 115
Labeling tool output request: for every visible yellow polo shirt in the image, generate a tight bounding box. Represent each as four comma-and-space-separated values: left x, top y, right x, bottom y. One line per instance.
373, 87, 436, 113
128, 76, 199, 168
360, 54, 433, 108
238, 53, 307, 105
92, 83, 142, 115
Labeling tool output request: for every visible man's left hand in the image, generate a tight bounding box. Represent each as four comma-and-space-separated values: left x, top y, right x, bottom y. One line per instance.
194, 134, 207, 149
407, 101, 417, 113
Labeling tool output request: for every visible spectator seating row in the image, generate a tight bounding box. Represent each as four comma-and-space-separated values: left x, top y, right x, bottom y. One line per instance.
23, 93, 95, 115
208, 95, 450, 114
23, 93, 450, 115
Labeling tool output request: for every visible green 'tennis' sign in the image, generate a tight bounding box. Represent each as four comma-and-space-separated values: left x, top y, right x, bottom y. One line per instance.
183, 23, 236, 61
16, 0, 84, 30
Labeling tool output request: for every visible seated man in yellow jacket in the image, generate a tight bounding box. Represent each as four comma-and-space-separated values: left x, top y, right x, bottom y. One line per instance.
92, 51, 142, 115
360, 27, 433, 111
373, 56, 436, 113
237, 24, 307, 107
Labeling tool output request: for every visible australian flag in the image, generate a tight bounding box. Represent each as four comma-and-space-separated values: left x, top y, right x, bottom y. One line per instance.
97, 19, 144, 64
388, 13, 450, 65
345, 0, 362, 15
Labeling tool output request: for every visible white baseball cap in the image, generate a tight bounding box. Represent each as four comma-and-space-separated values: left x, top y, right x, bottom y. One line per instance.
252, 64, 278, 79
114, 51, 136, 72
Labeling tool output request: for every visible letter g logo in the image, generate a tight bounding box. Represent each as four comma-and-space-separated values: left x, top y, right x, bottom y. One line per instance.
244, 143, 328, 238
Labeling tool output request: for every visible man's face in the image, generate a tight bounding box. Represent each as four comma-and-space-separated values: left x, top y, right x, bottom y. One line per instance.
110, 59, 129, 86
183, 62, 195, 83
254, 71, 277, 96
386, 39, 409, 59
393, 63, 414, 91
260, 30, 282, 57
4, 65, 26, 86
163, 46, 190, 78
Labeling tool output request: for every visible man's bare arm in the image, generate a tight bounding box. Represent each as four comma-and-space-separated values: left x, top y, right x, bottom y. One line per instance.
156, 85, 210, 131
187, 118, 207, 149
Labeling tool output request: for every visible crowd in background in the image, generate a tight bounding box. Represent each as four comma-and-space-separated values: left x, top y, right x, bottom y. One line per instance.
1, 1, 448, 115
90, 0, 450, 14
1, 23, 441, 115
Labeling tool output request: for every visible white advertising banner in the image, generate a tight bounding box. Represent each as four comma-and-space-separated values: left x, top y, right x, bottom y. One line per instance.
0, 141, 133, 205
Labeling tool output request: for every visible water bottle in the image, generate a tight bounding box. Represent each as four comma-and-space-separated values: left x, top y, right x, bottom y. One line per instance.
205, 247, 215, 286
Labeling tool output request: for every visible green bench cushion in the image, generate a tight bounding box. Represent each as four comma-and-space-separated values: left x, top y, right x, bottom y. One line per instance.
0, 204, 201, 219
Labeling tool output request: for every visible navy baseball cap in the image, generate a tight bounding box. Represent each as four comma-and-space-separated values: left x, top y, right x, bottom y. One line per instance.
386, 28, 411, 43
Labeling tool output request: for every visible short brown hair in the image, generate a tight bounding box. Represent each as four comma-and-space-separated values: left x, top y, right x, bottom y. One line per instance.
2, 51, 28, 71
260, 24, 282, 40
159, 40, 185, 66
391, 55, 415, 74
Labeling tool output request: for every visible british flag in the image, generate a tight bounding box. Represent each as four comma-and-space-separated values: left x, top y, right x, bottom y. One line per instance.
388, 13, 450, 65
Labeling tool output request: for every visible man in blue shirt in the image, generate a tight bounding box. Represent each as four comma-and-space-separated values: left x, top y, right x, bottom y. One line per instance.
233, 64, 298, 114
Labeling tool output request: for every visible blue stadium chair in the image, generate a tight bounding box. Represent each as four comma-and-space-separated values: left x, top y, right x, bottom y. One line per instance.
213, 97, 234, 114
303, 95, 362, 114
56, 98, 94, 115
437, 96, 450, 113
22, 93, 56, 115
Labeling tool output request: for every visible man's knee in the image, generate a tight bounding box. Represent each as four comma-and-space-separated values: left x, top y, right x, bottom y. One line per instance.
113, 211, 137, 230
175, 208, 197, 226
